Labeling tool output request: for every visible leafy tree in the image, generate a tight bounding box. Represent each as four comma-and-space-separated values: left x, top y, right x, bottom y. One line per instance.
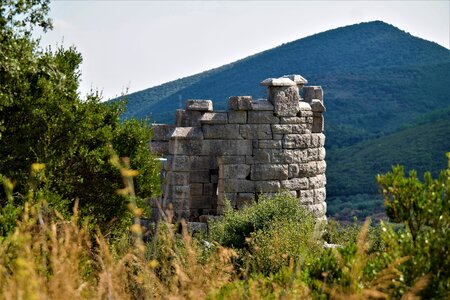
376, 153, 450, 298
0, 0, 161, 235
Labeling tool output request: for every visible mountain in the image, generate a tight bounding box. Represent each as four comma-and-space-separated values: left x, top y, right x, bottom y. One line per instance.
112, 21, 450, 221
326, 107, 450, 221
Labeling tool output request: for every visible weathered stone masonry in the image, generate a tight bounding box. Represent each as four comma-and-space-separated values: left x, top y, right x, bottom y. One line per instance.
151, 75, 326, 221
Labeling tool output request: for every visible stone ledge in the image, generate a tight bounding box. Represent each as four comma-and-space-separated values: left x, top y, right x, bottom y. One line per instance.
260, 77, 296, 87
186, 99, 213, 111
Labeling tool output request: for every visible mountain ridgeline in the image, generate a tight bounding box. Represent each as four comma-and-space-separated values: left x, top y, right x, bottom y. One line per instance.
113, 21, 450, 221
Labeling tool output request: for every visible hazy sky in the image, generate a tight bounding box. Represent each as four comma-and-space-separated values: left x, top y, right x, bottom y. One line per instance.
37, 1, 450, 100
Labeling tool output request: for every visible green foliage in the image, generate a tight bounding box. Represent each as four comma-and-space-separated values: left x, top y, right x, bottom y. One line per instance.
245, 216, 321, 275
0, 0, 161, 236
376, 153, 450, 298
0, 0, 52, 36
209, 192, 320, 275
327, 110, 450, 221
210, 192, 317, 249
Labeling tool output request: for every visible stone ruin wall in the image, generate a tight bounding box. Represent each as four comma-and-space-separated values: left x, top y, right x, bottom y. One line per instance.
151, 75, 326, 222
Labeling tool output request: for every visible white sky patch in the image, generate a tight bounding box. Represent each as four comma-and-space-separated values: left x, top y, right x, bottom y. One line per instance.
36, 1, 450, 100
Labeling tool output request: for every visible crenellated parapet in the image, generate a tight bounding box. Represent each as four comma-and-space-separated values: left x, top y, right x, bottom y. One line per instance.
151, 75, 326, 221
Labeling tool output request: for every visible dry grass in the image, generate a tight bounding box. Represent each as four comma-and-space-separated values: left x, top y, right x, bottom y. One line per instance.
0, 159, 237, 300
0, 201, 238, 300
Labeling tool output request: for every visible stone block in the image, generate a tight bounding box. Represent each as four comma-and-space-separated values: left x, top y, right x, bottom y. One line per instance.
307, 161, 319, 176
273, 150, 295, 164
254, 140, 282, 149
311, 99, 325, 113
298, 162, 311, 175
190, 196, 211, 209
281, 177, 309, 190
255, 180, 281, 192
251, 164, 288, 180
217, 192, 236, 207
168, 185, 190, 199
288, 164, 299, 178
167, 171, 189, 185
297, 110, 313, 117
251, 100, 274, 111
190, 155, 210, 170
282, 134, 311, 149
299, 196, 314, 205
151, 141, 169, 155
318, 147, 326, 160
307, 202, 326, 217
248, 111, 279, 124
268, 85, 301, 117
299, 189, 314, 200
184, 110, 203, 126
170, 127, 203, 140
220, 179, 255, 193
317, 160, 326, 174
303, 86, 323, 103
199, 112, 228, 124
190, 183, 203, 196
168, 198, 189, 212
289, 149, 309, 163
202, 140, 252, 156
219, 164, 251, 179
260, 77, 296, 87
312, 115, 324, 133
273, 134, 283, 140
272, 124, 292, 134
152, 124, 176, 141
202, 124, 241, 139
311, 133, 325, 148
280, 117, 302, 124
292, 124, 311, 134
186, 99, 213, 111
217, 155, 246, 165
298, 101, 312, 111
253, 149, 304, 164
228, 96, 252, 111
314, 188, 326, 203
190, 170, 210, 183
240, 124, 272, 139
253, 149, 274, 164
165, 155, 190, 171
203, 183, 216, 196
236, 193, 255, 209
169, 140, 203, 155
309, 174, 326, 189
307, 148, 319, 161
228, 111, 247, 124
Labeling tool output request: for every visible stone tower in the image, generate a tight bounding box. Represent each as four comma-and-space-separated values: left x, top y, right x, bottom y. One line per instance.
151, 75, 326, 221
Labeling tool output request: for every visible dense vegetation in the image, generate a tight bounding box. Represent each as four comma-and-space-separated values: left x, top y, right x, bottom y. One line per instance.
0, 0, 161, 236
1, 158, 449, 298
115, 20, 450, 221
327, 107, 450, 221
1, 2, 449, 298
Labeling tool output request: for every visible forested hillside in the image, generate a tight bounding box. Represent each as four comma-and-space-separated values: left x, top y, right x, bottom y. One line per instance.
327, 107, 450, 220
113, 20, 450, 221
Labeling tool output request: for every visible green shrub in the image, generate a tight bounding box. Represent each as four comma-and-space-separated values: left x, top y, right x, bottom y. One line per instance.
376, 154, 450, 298
209, 192, 321, 274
